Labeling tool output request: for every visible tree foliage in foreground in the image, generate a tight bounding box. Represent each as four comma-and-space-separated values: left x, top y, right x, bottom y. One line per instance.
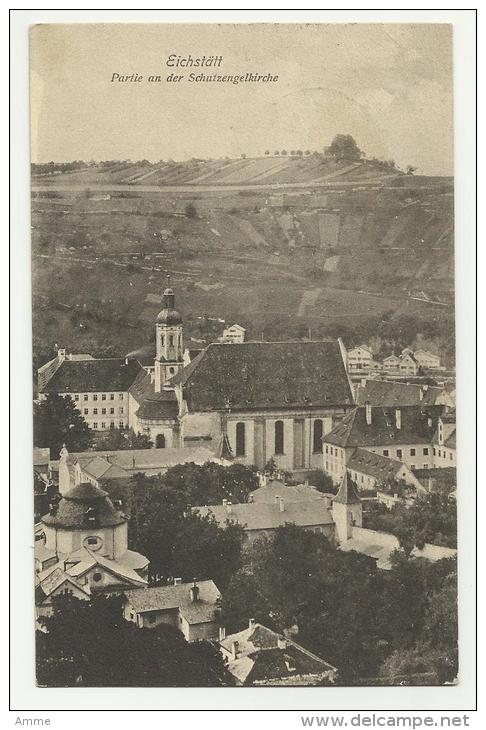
37, 594, 232, 687
220, 525, 457, 684
33, 393, 92, 458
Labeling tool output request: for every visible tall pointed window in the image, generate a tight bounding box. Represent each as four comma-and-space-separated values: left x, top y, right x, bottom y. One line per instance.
275, 420, 284, 455
313, 419, 323, 453
235, 422, 246, 456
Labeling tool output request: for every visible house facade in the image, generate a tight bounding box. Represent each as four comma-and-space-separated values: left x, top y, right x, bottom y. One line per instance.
322, 403, 445, 484
346, 345, 374, 373
219, 323, 246, 344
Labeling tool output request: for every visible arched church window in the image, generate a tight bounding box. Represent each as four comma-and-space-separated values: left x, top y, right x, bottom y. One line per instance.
275, 420, 284, 455
161, 335, 165, 346
156, 434, 166, 449
235, 422, 246, 456
169, 335, 174, 347
313, 419, 323, 453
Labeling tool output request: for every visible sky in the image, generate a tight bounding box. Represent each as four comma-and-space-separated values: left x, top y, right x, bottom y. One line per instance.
30, 23, 453, 175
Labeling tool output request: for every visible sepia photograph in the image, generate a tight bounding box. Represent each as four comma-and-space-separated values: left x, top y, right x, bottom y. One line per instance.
24, 18, 466, 695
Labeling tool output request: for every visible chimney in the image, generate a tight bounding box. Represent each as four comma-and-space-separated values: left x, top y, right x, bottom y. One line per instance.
225, 501, 232, 515
278, 497, 285, 513
248, 494, 254, 503
277, 636, 287, 650
248, 618, 256, 630
125, 356, 129, 365
423, 384, 429, 392
419, 388, 424, 401
58, 348, 66, 362
427, 417, 433, 428
173, 577, 182, 586
218, 626, 226, 641
365, 401, 372, 425
190, 580, 199, 603
231, 640, 239, 659
395, 408, 401, 430
361, 377, 367, 388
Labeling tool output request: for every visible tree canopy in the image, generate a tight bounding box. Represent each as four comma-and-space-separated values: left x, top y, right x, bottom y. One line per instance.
37, 594, 232, 687
33, 393, 92, 458
327, 134, 362, 162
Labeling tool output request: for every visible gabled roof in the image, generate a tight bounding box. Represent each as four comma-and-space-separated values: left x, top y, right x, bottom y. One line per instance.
66, 548, 147, 586
124, 580, 220, 624
37, 567, 91, 600
220, 623, 336, 685
68, 446, 225, 483
194, 499, 334, 531
324, 405, 444, 448
346, 448, 405, 482
332, 471, 361, 504
355, 380, 444, 407
39, 357, 144, 393
170, 340, 353, 411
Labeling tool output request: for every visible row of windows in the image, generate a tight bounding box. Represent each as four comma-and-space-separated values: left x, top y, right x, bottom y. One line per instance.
83, 407, 124, 416
434, 447, 454, 461
74, 393, 124, 401
234, 419, 325, 457
92, 421, 125, 430
324, 445, 344, 458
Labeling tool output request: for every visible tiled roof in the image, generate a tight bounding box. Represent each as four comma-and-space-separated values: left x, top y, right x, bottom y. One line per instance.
250, 481, 327, 504
66, 549, 147, 586
444, 429, 456, 449
323, 405, 444, 448
124, 580, 220, 624
135, 389, 179, 420
38, 567, 91, 599
170, 340, 353, 411
39, 357, 145, 394
194, 499, 334, 531
346, 448, 404, 481
42, 483, 125, 528
221, 623, 336, 685
128, 368, 154, 404
69, 446, 224, 483
356, 380, 444, 407
332, 471, 361, 504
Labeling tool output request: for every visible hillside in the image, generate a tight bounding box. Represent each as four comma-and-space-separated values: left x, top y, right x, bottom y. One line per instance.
31, 157, 455, 366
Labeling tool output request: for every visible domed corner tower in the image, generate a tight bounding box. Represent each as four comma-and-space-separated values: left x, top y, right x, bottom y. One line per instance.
154, 286, 184, 392
41, 482, 128, 561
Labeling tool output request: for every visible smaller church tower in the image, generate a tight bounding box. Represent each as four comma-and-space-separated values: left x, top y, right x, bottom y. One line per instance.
154, 283, 184, 392
332, 470, 362, 545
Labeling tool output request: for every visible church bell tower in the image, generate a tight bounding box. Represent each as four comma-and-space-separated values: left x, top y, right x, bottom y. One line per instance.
154, 282, 183, 392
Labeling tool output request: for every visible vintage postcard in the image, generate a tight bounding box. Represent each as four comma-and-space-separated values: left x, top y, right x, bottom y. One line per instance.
28, 20, 463, 693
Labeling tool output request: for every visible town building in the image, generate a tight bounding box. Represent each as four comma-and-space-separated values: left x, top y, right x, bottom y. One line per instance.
355, 380, 446, 408
38, 288, 355, 473
432, 409, 456, 467
322, 404, 444, 483
34, 480, 149, 621
413, 349, 441, 370
382, 355, 402, 375
346, 448, 425, 493
123, 579, 220, 641
219, 323, 246, 344
56, 445, 229, 493
219, 619, 337, 686
346, 345, 374, 373
38, 353, 150, 432
249, 480, 332, 507
171, 337, 354, 473
194, 496, 336, 546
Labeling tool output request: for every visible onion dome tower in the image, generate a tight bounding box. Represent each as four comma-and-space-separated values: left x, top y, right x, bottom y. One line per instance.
154, 280, 184, 392
41, 482, 128, 560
